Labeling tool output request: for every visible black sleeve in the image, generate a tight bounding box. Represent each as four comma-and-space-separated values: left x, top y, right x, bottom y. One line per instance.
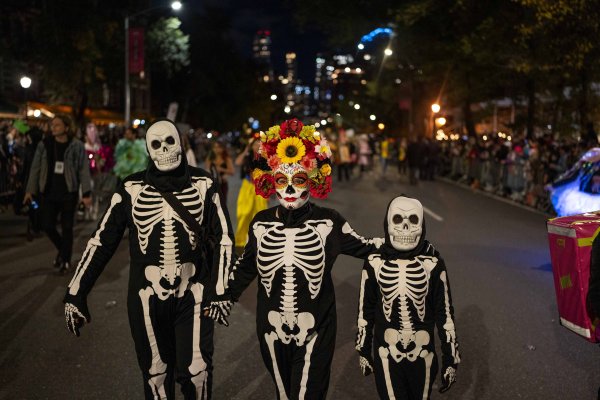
205, 182, 235, 298
227, 218, 259, 302
64, 185, 128, 306
588, 235, 600, 317
431, 256, 461, 369
338, 213, 383, 258
356, 260, 378, 358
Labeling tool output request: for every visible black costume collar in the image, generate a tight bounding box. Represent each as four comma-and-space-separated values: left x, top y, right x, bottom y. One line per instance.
380, 195, 429, 259
276, 202, 313, 227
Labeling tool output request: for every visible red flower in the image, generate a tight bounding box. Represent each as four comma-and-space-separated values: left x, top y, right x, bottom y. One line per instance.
262, 141, 278, 158
255, 173, 276, 198
304, 140, 316, 159
280, 118, 303, 136
267, 155, 281, 171
309, 175, 332, 199
300, 155, 316, 171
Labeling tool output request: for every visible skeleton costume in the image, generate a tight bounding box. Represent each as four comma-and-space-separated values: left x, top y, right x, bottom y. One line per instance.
63, 120, 234, 400
223, 119, 382, 400
355, 196, 460, 400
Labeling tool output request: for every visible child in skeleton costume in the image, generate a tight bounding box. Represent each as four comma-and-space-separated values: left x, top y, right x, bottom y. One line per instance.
63, 119, 234, 400
218, 118, 383, 400
355, 195, 460, 400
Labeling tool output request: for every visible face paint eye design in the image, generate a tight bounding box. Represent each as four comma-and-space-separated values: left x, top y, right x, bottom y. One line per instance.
291, 173, 308, 187
274, 173, 288, 189
151, 140, 161, 150
166, 136, 176, 145
409, 214, 419, 224
392, 214, 403, 224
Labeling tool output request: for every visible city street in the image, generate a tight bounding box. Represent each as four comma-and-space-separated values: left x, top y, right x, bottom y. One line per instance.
0, 169, 598, 400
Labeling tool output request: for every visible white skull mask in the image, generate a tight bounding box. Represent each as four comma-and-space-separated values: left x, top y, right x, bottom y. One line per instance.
387, 197, 423, 251
274, 163, 310, 210
146, 120, 182, 171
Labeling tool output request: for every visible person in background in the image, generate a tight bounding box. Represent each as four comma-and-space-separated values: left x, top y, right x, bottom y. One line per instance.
182, 133, 197, 167
113, 126, 148, 181
23, 114, 92, 274
205, 141, 234, 202
398, 137, 408, 176
233, 138, 267, 250
21, 126, 44, 240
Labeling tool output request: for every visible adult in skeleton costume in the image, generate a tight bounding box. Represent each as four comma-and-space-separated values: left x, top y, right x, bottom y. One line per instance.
355, 195, 460, 400
222, 119, 382, 399
63, 119, 234, 400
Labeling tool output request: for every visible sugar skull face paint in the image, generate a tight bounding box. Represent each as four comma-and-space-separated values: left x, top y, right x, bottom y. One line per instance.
273, 163, 310, 209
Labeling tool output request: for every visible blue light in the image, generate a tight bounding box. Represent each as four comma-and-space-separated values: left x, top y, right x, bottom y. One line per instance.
251, 120, 260, 130
360, 27, 393, 44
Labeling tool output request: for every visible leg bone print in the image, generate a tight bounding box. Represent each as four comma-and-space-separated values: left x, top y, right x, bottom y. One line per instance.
252, 219, 333, 400
368, 255, 438, 399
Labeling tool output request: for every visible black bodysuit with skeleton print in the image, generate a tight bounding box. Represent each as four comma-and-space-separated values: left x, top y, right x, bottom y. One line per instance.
228, 203, 380, 340
64, 168, 233, 310
356, 244, 461, 375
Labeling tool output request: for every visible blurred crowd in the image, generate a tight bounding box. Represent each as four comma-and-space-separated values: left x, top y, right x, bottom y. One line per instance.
2, 115, 597, 244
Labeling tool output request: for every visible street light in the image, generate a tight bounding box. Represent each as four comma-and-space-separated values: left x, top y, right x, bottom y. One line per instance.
270, 94, 278, 101
431, 103, 441, 138
369, 114, 376, 121
125, 1, 182, 125
20, 76, 32, 89
384, 48, 393, 56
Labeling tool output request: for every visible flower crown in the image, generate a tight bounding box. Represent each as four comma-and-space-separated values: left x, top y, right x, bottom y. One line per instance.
252, 118, 333, 199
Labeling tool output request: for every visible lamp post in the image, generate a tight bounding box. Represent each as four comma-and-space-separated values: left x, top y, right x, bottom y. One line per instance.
20, 76, 32, 117
125, 1, 182, 126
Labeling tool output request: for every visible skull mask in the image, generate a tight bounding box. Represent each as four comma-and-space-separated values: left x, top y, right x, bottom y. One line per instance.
273, 163, 310, 210
146, 120, 182, 171
387, 197, 423, 251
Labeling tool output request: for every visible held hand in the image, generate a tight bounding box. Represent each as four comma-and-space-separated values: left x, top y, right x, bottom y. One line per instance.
359, 355, 374, 377
205, 300, 233, 326
439, 366, 457, 393
23, 192, 32, 205
65, 303, 91, 337
81, 196, 92, 208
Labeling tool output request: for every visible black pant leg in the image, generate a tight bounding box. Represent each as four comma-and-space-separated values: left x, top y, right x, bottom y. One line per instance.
128, 290, 176, 400
41, 196, 62, 253
59, 193, 78, 263
259, 331, 294, 399
373, 337, 438, 400
175, 284, 214, 400
288, 325, 335, 400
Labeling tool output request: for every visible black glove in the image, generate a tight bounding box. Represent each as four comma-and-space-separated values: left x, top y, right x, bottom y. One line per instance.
64, 301, 91, 337
203, 294, 233, 327
357, 351, 374, 376
439, 365, 457, 393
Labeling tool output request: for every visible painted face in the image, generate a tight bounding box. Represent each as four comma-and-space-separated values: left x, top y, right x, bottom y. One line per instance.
387, 197, 424, 251
146, 120, 182, 171
274, 163, 310, 209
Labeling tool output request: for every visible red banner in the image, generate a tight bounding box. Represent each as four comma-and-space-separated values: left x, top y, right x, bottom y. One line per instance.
129, 28, 145, 74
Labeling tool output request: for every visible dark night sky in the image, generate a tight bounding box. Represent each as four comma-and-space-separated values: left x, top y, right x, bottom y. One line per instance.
196, 0, 326, 85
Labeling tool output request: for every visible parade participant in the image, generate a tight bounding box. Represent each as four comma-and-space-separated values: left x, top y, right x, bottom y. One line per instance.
355, 195, 460, 400
205, 141, 234, 202
113, 126, 148, 181
63, 119, 234, 399
233, 137, 268, 249
219, 118, 383, 400
23, 115, 92, 274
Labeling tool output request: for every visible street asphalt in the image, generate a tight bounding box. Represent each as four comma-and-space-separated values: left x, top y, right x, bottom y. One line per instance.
0, 166, 598, 400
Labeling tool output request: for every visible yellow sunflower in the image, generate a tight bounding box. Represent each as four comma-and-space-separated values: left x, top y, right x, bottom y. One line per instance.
276, 137, 306, 164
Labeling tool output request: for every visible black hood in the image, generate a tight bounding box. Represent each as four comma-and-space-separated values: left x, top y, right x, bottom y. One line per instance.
380, 194, 429, 259
144, 119, 190, 192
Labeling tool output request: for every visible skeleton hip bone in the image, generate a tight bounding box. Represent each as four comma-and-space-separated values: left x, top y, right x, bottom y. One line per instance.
268, 310, 315, 346
384, 328, 430, 363
145, 262, 195, 300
